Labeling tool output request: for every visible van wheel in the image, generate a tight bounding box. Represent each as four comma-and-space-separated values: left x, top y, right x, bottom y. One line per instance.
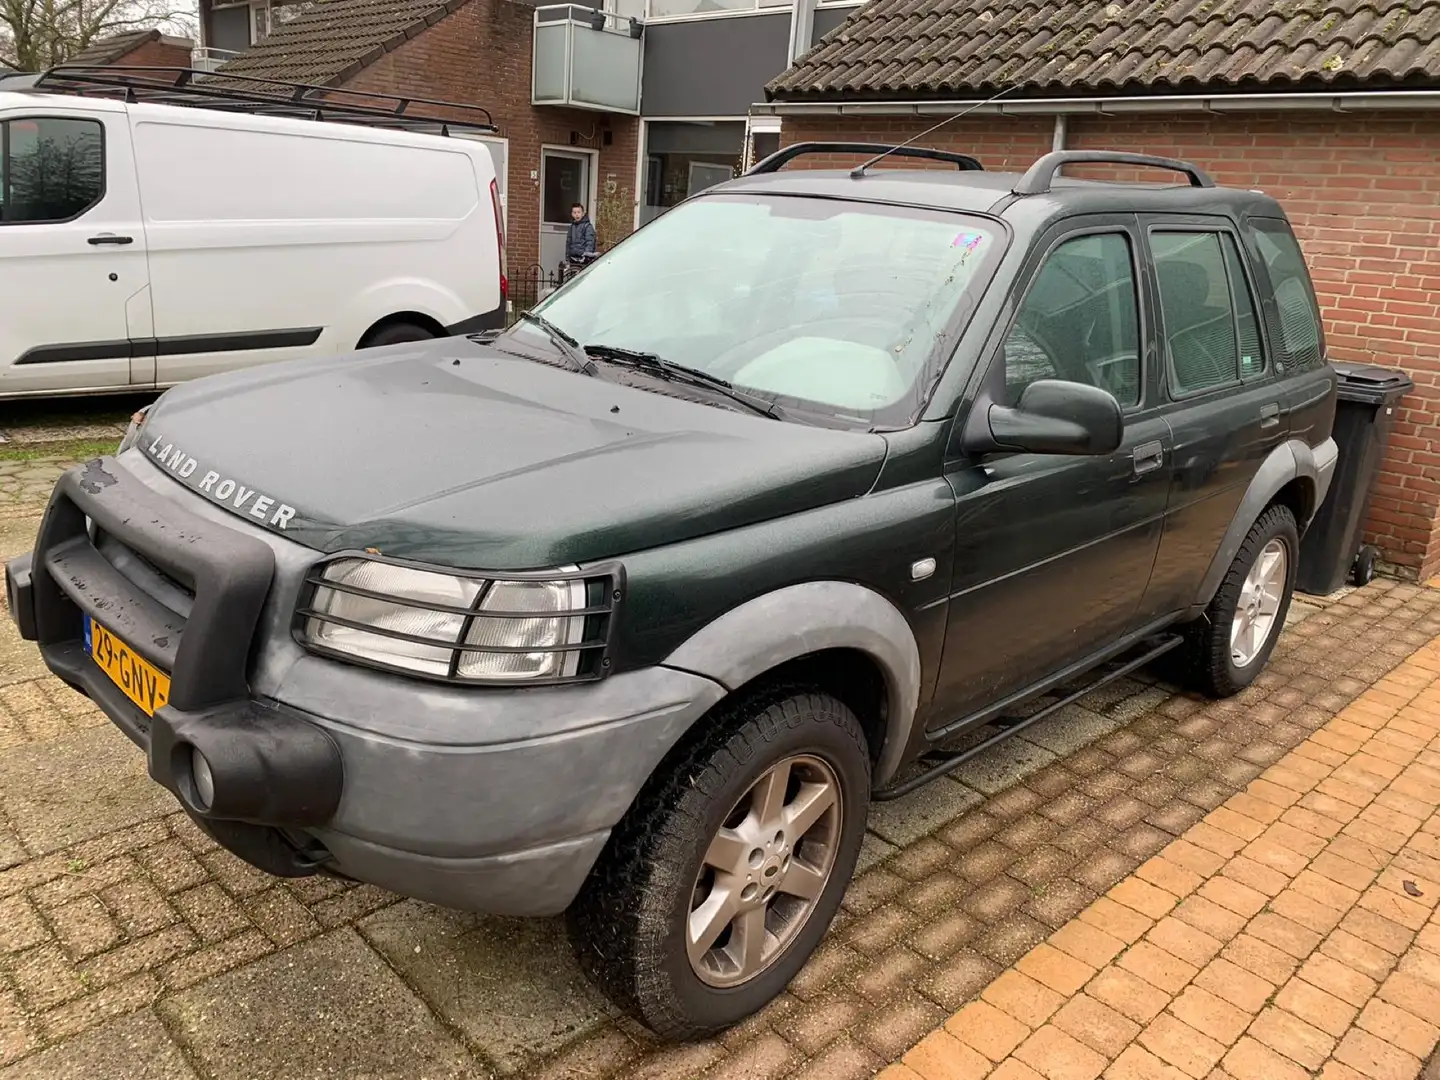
566, 688, 870, 1040
359, 322, 436, 348
1176, 504, 1298, 698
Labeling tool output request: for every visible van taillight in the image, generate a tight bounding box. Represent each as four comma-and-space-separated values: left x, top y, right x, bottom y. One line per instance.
490, 178, 507, 302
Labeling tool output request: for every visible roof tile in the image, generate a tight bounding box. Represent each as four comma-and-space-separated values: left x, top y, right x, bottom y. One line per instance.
770, 0, 1440, 99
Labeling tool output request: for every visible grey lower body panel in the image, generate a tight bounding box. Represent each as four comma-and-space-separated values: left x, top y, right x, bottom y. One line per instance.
1310, 436, 1340, 528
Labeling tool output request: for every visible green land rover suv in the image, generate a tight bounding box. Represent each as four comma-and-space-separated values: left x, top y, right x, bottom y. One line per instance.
6, 145, 1338, 1038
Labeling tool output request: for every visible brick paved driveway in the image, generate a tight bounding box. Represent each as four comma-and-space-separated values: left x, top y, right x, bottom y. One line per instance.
2, 459, 1438, 1079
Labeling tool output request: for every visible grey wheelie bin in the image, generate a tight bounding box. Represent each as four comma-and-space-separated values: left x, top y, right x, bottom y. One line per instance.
1296, 362, 1414, 596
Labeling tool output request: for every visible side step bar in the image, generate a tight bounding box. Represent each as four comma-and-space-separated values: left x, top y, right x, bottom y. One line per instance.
873, 634, 1184, 802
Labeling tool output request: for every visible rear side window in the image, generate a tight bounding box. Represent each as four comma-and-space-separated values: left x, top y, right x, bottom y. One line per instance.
1250, 218, 1326, 373
0, 117, 105, 224
1151, 230, 1265, 395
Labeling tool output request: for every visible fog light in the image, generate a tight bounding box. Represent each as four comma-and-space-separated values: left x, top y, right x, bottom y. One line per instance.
191, 747, 215, 810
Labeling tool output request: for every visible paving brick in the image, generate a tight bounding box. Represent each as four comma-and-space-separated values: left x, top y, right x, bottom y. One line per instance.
1138, 1013, 1226, 1078
37, 972, 161, 1041
1221, 1036, 1311, 1080
1050, 920, 1127, 970
1013, 1024, 1108, 1080
1144, 917, 1223, 969
1167, 985, 1251, 1046
1109, 878, 1179, 921
791, 1037, 883, 1080
1269, 888, 1347, 934
1379, 968, 1440, 1023
704, 1033, 793, 1080
1193, 958, 1277, 1013
1219, 935, 1299, 987
982, 969, 1066, 1029
1294, 868, 1365, 911
1017, 943, 1096, 997
1356, 997, 1440, 1059
0, 893, 49, 953
859, 992, 952, 1064
79, 923, 196, 988
1241, 836, 1310, 878
1310, 850, 1381, 892
1156, 841, 1227, 879
946, 1000, 1032, 1062
926, 949, 1004, 1012
1086, 966, 1170, 1024
978, 914, 1053, 967
1273, 976, 1357, 1038
1104, 1044, 1190, 1080
1184, 824, 1247, 860
900, 1029, 991, 1080
1197, 878, 1268, 919
1170, 896, 1247, 942
1078, 897, 1153, 945
911, 910, 983, 960
134, 841, 209, 894
1332, 1027, 1422, 1080
776, 991, 868, 1057
158, 929, 272, 991
1117, 942, 1198, 994
1320, 929, 1400, 983
1218, 856, 1290, 898
1052, 993, 1140, 1058
173, 883, 251, 944
1247, 1006, 1334, 1071
1359, 883, 1431, 930
845, 902, 924, 957
1340, 907, 1416, 955
1297, 951, 1380, 1007
854, 946, 929, 1003
989, 1061, 1046, 1080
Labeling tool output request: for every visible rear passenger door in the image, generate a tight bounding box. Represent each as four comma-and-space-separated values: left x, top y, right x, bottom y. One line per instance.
1137, 216, 1294, 618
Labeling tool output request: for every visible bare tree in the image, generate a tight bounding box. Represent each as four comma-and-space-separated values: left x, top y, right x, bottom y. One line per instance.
0, 0, 196, 71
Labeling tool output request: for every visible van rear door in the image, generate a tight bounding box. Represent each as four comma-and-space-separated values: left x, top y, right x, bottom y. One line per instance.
0, 103, 153, 396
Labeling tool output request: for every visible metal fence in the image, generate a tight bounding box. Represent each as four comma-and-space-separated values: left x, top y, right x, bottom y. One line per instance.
505, 265, 564, 327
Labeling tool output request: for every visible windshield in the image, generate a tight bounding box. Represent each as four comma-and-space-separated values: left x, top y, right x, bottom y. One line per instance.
512, 193, 1001, 426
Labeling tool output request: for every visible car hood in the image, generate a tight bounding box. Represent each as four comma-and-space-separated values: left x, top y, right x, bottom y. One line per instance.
133, 337, 889, 569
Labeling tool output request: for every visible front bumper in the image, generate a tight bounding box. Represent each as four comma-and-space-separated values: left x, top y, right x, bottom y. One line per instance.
6, 455, 723, 916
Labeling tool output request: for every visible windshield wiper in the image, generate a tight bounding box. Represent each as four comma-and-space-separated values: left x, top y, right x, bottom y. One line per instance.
518, 311, 596, 376
583, 344, 783, 421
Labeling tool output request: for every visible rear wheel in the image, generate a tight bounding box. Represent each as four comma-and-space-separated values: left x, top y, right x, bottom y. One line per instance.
358, 322, 436, 349
1176, 503, 1298, 698
566, 688, 870, 1040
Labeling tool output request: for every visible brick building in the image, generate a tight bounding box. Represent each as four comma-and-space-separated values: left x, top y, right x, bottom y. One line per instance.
752, 0, 1440, 581
66, 29, 195, 68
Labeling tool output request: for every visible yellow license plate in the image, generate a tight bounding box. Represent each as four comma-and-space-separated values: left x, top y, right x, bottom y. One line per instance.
85, 616, 171, 717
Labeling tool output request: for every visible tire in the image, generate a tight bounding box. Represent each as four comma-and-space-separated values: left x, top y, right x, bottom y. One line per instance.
566, 688, 871, 1040
1352, 545, 1379, 587
1176, 503, 1299, 698
358, 322, 436, 349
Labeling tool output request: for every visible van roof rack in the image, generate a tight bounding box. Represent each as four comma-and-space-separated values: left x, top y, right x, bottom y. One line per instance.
2, 65, 497, 135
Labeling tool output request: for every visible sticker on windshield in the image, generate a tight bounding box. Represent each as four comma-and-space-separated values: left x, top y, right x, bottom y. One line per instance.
952, 232, 985, 251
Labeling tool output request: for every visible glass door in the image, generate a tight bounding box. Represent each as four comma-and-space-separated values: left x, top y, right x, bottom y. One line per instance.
539, 148, 592, 274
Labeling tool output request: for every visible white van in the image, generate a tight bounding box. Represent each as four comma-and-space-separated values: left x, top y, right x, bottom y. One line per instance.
0, 68, 506, 399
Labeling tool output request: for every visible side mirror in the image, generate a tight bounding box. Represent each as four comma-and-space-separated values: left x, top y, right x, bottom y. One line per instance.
979, 379, 1124, 456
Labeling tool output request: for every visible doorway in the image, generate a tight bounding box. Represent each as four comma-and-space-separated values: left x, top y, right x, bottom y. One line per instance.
539, 147, 596, 275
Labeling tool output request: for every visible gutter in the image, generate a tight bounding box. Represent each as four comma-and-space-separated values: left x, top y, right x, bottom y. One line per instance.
749, 89, 1440, 117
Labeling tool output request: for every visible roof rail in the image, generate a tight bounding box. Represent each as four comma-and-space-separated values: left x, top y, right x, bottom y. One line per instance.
1014, 151, 1214, 195
747, 142, 983, 175
10, 65, 497, 135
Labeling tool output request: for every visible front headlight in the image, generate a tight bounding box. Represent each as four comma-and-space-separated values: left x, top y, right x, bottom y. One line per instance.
297, 556, 611, 684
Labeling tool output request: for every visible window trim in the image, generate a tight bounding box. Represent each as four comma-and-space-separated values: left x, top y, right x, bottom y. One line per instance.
0, 114, 107, 227
995, 223, 1149, 414
1218, 231, 1270, 384
1245, 215, 1329, 375
1146, 222, 1265, 403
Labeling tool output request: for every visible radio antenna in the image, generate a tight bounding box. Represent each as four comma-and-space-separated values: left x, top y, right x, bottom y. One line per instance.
851, 83, 1023, 178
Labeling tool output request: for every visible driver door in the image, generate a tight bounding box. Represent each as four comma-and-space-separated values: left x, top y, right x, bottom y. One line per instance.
929, 215, 1175, 730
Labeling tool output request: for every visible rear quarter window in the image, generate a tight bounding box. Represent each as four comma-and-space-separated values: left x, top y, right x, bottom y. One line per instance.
1248, 218, 1326, 374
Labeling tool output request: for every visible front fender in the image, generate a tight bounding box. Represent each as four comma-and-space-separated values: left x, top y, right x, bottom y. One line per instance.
660, 580, 922, 787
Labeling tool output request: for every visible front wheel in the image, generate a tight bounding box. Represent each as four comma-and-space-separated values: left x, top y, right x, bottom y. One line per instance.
1176, 503, 1298, 698
566, 689, 871, 1040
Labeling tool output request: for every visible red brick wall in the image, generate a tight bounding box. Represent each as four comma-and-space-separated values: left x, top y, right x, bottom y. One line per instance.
784, 114, 1440, 581
341, 0, 640, 275
116, 37, 193, 68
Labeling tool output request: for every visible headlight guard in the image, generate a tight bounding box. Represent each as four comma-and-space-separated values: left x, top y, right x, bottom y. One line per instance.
293, 552, 623, 686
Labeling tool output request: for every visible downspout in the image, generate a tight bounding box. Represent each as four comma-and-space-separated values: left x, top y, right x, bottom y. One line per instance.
1052, 113, 1067, 151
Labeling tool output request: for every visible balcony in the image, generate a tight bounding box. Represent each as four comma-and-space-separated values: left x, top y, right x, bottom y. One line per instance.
532, 5, 643, 116
191, 46, 242, 72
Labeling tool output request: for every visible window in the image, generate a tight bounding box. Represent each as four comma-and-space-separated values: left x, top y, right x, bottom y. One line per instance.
518, 194, 999, 426
1250, 219, 1325, 373
0, 118, 104, 224
647, 0, 787, 18
1003, 232, 1142, 407
1152, 230, 1262, 395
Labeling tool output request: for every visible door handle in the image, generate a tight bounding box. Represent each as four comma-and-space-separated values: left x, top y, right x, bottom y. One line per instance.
1260, 403, 1280, 430
87, 234, 133, 245
1133, 441, 1165, 477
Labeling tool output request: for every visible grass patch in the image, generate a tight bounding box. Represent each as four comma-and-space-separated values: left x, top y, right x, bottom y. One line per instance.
0, 437, 121, 463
